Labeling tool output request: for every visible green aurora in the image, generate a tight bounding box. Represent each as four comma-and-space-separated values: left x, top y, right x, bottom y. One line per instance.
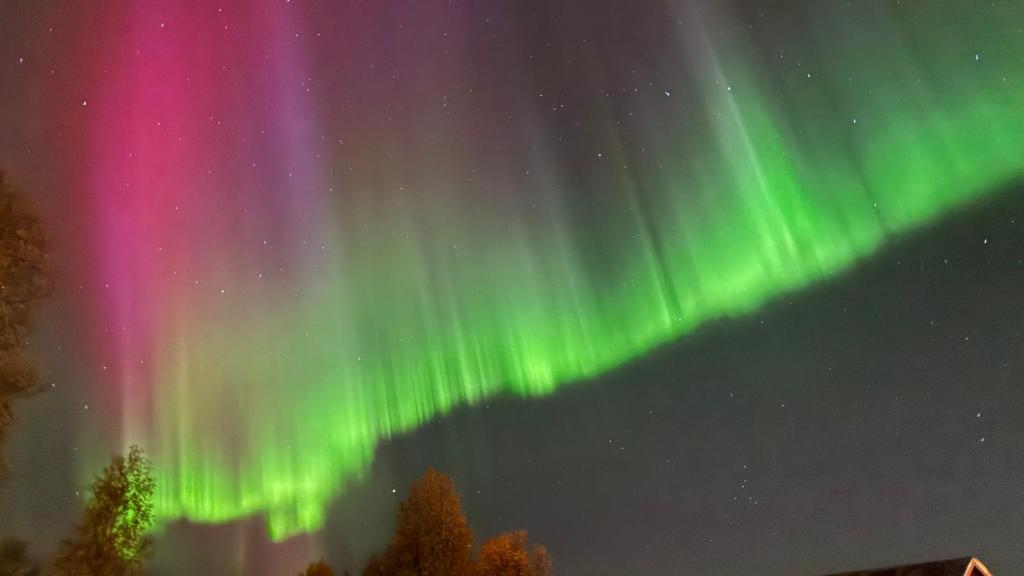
78, 1, 1024, 538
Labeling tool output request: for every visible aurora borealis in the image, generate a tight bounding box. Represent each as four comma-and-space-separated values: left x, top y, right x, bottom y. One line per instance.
2, 0, 1024, 573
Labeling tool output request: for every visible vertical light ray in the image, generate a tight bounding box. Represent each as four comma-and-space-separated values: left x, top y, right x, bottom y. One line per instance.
66, 0, 1024, 538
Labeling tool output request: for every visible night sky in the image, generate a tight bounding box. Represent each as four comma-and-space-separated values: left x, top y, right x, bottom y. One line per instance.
1, 0, 1023, 574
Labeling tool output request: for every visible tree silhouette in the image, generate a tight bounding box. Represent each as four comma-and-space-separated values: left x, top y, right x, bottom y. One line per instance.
360, 469, 552, 576
476, 531, 550, 576
363, 468, 474, 576
361, 553, 385, 576
53, 446, 155, 576
0, 170, 50, 474
0, 537, 40, 576
300, 560, 335, 576
0, 171, 49, 575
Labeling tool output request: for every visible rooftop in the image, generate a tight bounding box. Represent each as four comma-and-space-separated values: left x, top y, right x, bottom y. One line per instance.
824, 557, 993, 576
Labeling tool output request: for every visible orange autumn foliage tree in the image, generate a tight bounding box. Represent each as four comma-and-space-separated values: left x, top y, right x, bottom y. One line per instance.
363, 468, 474, 576
358, 469, 551, 576
476, 531, 549, 576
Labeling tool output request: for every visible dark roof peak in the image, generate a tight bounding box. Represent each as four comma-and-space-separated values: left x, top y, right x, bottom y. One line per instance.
823, 557, 993, 576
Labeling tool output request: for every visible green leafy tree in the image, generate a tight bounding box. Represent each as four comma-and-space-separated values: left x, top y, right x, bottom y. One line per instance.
53, 446, 155, 576
363, 468, 474, 576
0, 171, 50, 474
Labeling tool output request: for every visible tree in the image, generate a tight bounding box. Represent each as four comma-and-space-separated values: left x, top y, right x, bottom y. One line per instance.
0, 170, 49, 472
361, 469, 553, 576
363, 468, 474, 576
0, 172, 49, 575
476, 531, 549, 576
0, 538, 40, 576
53, 446, 156, 576
299, 560, 334, 576
361, 554, 385, 576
